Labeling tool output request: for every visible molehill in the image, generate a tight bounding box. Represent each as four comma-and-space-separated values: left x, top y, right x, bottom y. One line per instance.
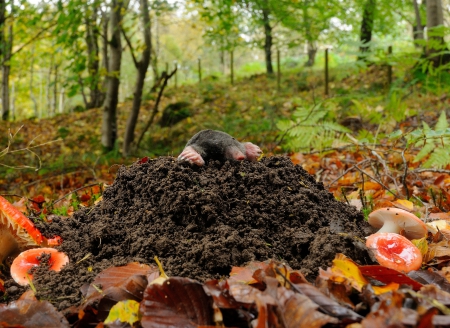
22, 156, 373, 309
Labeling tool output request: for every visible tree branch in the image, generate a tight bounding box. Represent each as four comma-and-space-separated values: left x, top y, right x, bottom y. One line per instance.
121, 27, 139, 68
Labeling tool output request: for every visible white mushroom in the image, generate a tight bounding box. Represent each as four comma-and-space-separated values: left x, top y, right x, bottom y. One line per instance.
368, 207, 427, 240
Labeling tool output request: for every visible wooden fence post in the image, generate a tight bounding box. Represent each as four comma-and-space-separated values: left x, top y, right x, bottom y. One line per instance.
198, 58, 202, 83
387, 46, 392, 88
230, 50, 234, 85
325, 48, 329, 96
174, 61, 178, 88
277, 49, 281, 92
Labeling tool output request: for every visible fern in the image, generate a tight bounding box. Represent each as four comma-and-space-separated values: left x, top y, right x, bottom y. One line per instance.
401, 111, 450, 168
277, 104, 351, 152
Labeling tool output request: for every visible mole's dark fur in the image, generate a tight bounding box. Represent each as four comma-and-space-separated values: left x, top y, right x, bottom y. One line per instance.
178, 130, 262, 166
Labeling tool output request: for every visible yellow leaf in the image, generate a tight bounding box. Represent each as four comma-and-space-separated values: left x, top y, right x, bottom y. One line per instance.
411, 237, 428, 257
392, 199, 414, 211
104, 300, 140, 325
331, 254, 368, 292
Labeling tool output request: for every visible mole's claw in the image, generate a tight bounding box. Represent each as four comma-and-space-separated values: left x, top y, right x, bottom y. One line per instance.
178, 146, 205, 166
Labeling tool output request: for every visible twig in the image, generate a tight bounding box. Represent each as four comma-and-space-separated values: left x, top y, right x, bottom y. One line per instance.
0, 194, 37, 203
353, 166, 399, 199
326, 159, 371, 188
413, 168, 450, 174
52, 183, 103, 205
371, 149, 399, 191
401, 149, 410, 199
135, 67, 177, 150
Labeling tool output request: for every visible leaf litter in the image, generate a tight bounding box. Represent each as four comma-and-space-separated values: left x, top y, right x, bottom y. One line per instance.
2, 155, 450, 326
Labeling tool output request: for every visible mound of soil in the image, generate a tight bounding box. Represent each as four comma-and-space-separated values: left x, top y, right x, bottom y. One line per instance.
6, 156, 374, 309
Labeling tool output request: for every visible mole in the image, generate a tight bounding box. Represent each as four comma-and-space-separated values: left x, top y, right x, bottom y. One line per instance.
177, 130, 262, 166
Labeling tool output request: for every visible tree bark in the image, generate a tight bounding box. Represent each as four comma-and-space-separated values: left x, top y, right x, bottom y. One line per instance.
426, 0, 450, 66
261, 2, 273, 75
30, 47, 38, 117
102, 0, 123, 151
412, 0, 424, 44
358, 0, 376, 61
0, 0, 9, 121
304, 40, 317, 67
122, 0, 151, 156
85, 2, 104, 109
2, 19, 12, 120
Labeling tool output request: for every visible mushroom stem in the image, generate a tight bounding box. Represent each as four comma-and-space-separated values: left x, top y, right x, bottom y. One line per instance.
376, 219, 402, 234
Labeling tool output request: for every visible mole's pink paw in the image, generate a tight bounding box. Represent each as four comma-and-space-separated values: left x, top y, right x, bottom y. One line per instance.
178, 146, 205, 166
244, 142, 262, 161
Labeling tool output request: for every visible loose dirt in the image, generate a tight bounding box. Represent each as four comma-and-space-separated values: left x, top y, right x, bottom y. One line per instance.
5, 156, 374, 309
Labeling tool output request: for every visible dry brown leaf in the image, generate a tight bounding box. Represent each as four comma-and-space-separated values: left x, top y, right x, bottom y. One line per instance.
278, 287, 339, 328
140, 277, 214, 328
0, 299, 69, 327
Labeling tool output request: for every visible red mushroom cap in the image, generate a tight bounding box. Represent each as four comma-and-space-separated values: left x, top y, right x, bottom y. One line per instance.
368, 207, 427, 240
0, 196, 62, 263
10, 248, 69, 286
366, 232, 422, 273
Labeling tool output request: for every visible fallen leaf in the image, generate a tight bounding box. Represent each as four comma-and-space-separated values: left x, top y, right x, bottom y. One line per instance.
140, 277, 214, 328
359, 265, 422, 291
0, 299, 69, 327
104, 299, 141, 326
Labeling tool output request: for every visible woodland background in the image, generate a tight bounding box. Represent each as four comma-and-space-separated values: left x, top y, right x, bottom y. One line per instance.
1, 0, 450, 200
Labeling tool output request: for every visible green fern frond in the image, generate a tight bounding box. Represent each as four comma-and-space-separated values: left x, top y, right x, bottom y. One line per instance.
435, 111, 448, 131
423, 147, 450, 168
414, 143, 435, 162
322, 121, 351, 133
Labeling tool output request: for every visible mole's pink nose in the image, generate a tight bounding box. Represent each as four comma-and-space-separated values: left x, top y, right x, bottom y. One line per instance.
236, 154, 245, 161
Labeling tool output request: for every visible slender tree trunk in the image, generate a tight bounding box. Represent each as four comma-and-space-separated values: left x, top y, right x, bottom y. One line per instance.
426, 0, 450, 66
150, 13, 158, 79
2, 20, 12, 120
30, 47, 38, 117
53, 64, 58, 116
412, 0, 424, 44
46, 55, 53, 117
0, 0, 4, 121
102, 0, 123, 151
358, 0, 376, 61
85, 3, 104, 109
101, 8, 109, 98
262, 3, 273, 75
304, 40, 317, 67
122, 0, 151, 156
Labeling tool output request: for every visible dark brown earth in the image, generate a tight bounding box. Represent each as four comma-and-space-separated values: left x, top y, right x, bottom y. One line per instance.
4, 156, 374, 310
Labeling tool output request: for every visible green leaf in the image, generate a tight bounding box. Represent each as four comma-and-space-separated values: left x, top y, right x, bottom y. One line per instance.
436, 111, 449, 131
414, 143, 435, 163
423, 147, 450, 168
388, 130, 403, 139
104, 300, 141, 326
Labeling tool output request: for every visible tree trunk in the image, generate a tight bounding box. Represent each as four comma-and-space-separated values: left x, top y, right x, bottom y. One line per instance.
101, 8, 109, 98
262, 4, 273, 75
2, 20, 12, 120
122, 0, 151, 157
304, 40, 317, 67
358, 0, 376, 61
412, 0, 424, 44
426, 0, 450, 66
102, 0, 123, 151
85, 3, 104, 109
1, 0, 9, 121
30, 47, 38, 117
53, 64, 58, 116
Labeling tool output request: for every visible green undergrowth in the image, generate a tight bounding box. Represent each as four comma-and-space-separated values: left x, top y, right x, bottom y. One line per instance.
1, 56, 450, 194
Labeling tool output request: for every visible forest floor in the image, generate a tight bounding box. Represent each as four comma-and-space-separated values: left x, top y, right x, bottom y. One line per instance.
1, 64, 450, 326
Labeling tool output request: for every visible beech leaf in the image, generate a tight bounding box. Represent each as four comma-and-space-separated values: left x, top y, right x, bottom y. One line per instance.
140, 277, 214, 328
0, 299, 69, 327
104, 300, 141, 326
